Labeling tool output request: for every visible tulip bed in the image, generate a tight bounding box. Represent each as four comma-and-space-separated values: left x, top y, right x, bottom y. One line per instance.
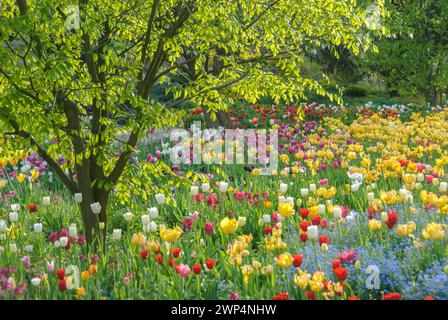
1, 102, 448, 300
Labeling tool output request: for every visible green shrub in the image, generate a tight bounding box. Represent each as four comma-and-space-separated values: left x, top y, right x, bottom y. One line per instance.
344, 84, 370, 97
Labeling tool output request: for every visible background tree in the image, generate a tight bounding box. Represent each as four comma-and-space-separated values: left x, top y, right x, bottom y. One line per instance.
0, 0, 385, 245
365, 0, 448, 104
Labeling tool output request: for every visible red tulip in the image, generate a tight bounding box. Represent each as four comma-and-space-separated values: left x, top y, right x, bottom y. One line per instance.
334, 267, 348, 282
205, 259, 215, 270
192, 264, 201, 275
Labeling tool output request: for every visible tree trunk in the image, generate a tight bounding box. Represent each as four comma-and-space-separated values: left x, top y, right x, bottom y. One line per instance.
79, 186, 109, 249
202, 107, 232, 128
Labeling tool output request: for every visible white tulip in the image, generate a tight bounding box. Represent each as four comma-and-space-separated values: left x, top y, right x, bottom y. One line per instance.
190, 186, 199, 196
439, 182, 447, 192
399, 188, 408, 201
69, 224, 77, 237
263, 214, 271, 224
25, 244, 33, 253
201, 183, 210, 193
300, 188, 309, 197
407, 194, 414, 204
9, 211, 18, 223
286, 196, 294, 204
351, 183, 360, 192
149, 221, 158, 233
11, 203, 20, 212
31, 277, 42, 287
333, 207, 342, 219
381, 211, 388, 222
238, 217, 246, 227
219, 181, 229, 193
416, 173, 424, 182
432, 178, 439, 186
307, 225, 318, 240
141, 215, 150, 226
367, 192, 375, 202
34, 223, 43, 233
318, 204, 326, 215
123, 211, 133, 222
0, 220, 6, 233
148, 207, 159, 219
112, 229, 122, 241
53, 240, 61, 249
155, 193, 165, 204
309, 184, 316, 192
9, 243, 17, 253
42, 196, 51, 206
279, 183, 288, 193
74, 193, 83, 203
59, 237, 68, 248
371, 183, 377, 189
90, 202, 101, 214
278, 196, 286, 203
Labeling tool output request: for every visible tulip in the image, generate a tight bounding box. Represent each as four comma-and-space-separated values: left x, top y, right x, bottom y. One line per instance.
155, 193, 166, 204
439, 182, 447, 192
160, 226, 182, 242
333, 207, 342, 219
21, 256, 31, 268
307, 225, 318, 240
31, 277, 42, 287
47, 261, 55, 272
141, 215, 150, 226
177, 264, 191, 278
11, 203, 20, 212
149, 221, 158, 233
219, 181, 229, 192
34, 223, 43, 233
148, 207, 159, 219
351, 183, 360, 192
25, 245, 33, 253
367, 192, 375, 202
278, 202, 294, 218
0, 220, 7, 233
219, 217, 238, 234
277, 253, 293, 268
201, 183, 210, 193
74, 193, 83, 203
190, 185, 199, 196
318, 204, 326, 215
123, 211, 133, 222
381, 211, 388, 222
9, 211, 18, 223
309, 184, 316, 192
300, 188, 309, 197
263, 214, 271, 224
279, 183, 288, 193
238, 216, 246, 227
90, 202, 101, 214
59, 237, 68, 248
69, 224, 77, 237
204, 221, 215, 235
42, 196, 51, 206
112, 229, 122, 241
9, 243, 17, 253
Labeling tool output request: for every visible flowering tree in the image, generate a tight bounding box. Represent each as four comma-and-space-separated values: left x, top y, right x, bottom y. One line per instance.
0, 0, 384, 245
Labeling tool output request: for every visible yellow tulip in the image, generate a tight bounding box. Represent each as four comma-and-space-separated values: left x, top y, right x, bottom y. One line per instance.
31, 169, 40, 180
277, 252, 293, 268
131, 233, 147, 246
278, 202, 294, 218
160, 226, 182, 242
368, 219, 382, 230
17, 173, 26, 184
220, 217, 238, 234
422, 223, 445, 240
